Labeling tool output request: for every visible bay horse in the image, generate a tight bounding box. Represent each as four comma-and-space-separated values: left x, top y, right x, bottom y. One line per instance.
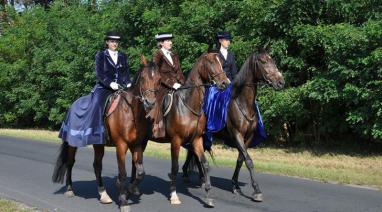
182, 49, 285, 202
150, 52, 230, 207
52, 56, 160, 212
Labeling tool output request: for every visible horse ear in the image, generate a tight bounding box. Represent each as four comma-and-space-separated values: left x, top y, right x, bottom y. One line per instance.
262, 38, 271, 52
140, 55, 147, 66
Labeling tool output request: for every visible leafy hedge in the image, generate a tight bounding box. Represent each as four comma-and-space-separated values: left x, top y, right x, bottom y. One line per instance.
0, 0, 381, 145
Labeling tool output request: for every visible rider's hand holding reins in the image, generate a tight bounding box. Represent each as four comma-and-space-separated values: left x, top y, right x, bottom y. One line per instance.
110, 82, 120, 90
173, 83, 181, 90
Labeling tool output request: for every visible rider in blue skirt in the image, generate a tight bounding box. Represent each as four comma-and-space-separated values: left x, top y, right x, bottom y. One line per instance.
59, 31, 132, 147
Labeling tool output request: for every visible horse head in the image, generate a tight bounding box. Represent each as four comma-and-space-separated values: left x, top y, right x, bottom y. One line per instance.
252, 49, 285, 90
137, 55, 161, 111
199, 53, 231, 90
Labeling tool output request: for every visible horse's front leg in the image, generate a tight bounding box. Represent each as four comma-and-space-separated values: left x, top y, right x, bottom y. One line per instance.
115, 141, 130, 212
193, 137, 215, 207
232, 132, 263, 202
93, 144, 112, 204
232, 152, 244, 195
169, 138, 181, 205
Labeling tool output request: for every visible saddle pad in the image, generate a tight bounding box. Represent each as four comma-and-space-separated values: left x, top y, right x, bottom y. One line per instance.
106, 94, 121, 117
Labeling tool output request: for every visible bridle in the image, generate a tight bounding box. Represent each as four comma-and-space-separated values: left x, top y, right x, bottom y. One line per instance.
134, 65, 159, 110
244, 54, 273, 88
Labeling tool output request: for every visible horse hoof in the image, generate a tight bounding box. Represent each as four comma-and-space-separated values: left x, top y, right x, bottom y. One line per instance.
232, 188, 242, 195
170, 196, 182, 205
252, 193, 263, 202
120, 205, 131, 212
99, 188, 113, 204
64, 190, 75, 198
205, 198, 215, 208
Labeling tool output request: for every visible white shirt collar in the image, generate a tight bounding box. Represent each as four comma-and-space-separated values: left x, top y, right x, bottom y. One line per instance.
107, 49, 118, 64
161, 48, 171, 55
108, 49, 118, 56
220, 47, 228, 60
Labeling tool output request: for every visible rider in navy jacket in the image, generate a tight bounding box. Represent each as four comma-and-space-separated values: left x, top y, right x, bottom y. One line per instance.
216, 31, 237, 81
59, 31, 131, 148
95, 49, 131, 90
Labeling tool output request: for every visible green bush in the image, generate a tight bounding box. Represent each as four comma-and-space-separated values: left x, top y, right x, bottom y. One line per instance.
0, 0, 381, 147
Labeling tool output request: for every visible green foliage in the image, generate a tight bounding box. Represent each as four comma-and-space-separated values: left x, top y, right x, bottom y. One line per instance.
0, 0, 381, 146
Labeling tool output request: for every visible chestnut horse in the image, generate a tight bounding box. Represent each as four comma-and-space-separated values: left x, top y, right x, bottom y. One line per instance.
182, 50, 285, 202
150, 53, 230, 207
52, 56, 160, 212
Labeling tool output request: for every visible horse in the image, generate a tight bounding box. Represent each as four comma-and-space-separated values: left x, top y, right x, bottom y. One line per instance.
105, 56, 161, 212
52, 56, 160, 212
150, 52, 231, 207
181, 49, 285, 202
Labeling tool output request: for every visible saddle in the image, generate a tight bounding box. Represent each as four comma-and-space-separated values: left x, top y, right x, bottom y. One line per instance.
103, 91, 132, 146
163, 91, 175, 117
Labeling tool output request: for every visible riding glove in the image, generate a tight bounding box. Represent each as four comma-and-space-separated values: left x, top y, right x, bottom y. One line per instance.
173, 83, 181, 90
110, 82, 120, 90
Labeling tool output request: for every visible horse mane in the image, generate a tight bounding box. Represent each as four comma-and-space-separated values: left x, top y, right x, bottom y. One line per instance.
232, 52, 257, 97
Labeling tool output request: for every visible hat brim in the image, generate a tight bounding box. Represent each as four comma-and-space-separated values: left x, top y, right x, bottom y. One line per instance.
155, 33, 174, 41
217, 36, 233, 40
104, 36, 121, 41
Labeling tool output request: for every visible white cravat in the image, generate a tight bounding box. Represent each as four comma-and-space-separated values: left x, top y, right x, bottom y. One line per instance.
220, 47, 228, 60
108, 49, 118, 64
161, 48, 173, 65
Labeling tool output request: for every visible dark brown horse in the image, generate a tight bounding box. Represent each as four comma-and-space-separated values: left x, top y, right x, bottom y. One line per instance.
150, 53, 230, 207
52, 56, 160, 212
182, 50, 285, 202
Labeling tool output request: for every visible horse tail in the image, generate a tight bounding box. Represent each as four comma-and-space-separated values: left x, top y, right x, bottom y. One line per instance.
186, 148, 216, 173
52, 142, 69, 184
205, 148, 217, 166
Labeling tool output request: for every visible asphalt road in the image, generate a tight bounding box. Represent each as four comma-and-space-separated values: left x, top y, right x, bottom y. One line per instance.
0, 136, 381, 212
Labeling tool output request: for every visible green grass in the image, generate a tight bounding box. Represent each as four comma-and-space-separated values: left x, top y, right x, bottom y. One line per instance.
0, 199, 41, 212
1, 128, 381, 190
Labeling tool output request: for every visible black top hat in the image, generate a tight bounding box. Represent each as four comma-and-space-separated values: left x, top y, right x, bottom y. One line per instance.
104, 31, 121, 41
155, 32, 174, 41
216, 31, 232, 40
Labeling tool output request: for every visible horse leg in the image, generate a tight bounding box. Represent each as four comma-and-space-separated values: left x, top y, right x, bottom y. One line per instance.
193, 138, 214, 208
128, 147, 145, 196
181, 149, 193, 180
115, 141, 130, 211
233, 132, 263, 202
93, 145, 112, 204
169, 138, 181, 205
232, 153, 244, 195
64, 145, 77, 198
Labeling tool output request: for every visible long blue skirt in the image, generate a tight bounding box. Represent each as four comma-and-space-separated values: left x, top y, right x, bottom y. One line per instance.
59, 84, 112, 147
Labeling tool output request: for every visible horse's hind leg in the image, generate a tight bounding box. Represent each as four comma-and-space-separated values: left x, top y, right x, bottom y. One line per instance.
93, 144, 112, 204
233, 133, 263, 202
193, 138, 215, 208
232, 153, 244, 194
128, 147, 145, 196
181, 149, 193, 180
64, 145, 77, 197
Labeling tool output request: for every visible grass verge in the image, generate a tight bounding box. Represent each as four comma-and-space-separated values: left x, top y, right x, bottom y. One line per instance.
0, 198, 43, 212
1, 128, 381, 190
